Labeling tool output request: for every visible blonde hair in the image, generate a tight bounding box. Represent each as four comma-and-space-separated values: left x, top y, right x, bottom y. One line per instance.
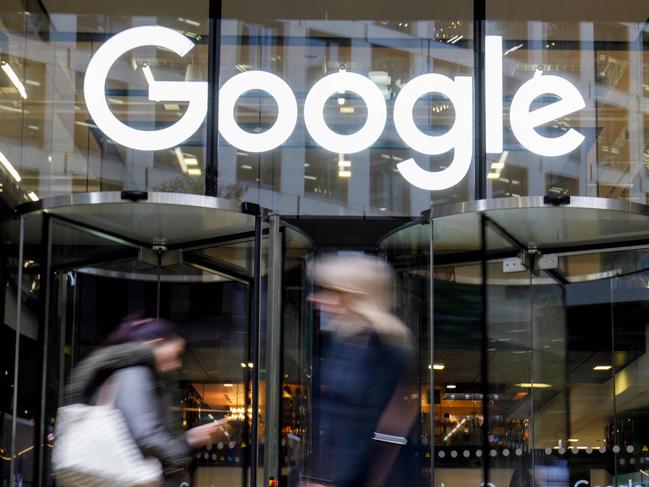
309, 254, 413, 349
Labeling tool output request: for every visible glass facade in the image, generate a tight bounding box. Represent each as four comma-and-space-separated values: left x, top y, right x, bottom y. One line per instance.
2, 2, 649, 487
1, 2, 648, 215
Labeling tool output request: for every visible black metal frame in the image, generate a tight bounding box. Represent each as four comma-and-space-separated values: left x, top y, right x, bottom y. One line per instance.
205, 0, 223, 197
21, 210, 267, 487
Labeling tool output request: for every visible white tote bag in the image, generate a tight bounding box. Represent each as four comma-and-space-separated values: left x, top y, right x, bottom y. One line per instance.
52, 383, 163, 487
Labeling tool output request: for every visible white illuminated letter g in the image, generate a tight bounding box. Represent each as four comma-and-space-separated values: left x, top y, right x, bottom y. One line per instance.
393, 74, 473, 191
84, 26, 207, 151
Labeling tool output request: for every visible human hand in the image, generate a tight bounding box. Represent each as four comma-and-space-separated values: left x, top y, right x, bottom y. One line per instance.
186, 418, 231, 448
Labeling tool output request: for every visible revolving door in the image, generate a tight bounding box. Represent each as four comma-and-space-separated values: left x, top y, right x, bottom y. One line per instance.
380, 196, 649, 487
1, 192, 313, 487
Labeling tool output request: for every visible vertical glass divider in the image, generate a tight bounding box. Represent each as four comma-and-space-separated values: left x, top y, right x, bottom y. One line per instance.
9, 216, 24, 487
480, 213, 490, 487
429, 215, 435, 487
264, 215, 283, 484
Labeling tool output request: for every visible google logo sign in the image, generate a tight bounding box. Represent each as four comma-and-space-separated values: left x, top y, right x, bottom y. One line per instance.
84, 26, 586, 191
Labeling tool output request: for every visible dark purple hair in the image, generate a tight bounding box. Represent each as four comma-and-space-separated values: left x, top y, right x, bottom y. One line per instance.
105, 317, 179, 345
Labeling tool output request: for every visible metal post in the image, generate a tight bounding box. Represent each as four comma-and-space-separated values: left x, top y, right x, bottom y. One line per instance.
250, 215, 263, 487
34, 213, 52, 487
429, 214, 435, 487
205, 0, 223, 196
474, 0, 487, 200
480, 213, 490, 487
9, 217, 25, 487
264, 215, 283, 485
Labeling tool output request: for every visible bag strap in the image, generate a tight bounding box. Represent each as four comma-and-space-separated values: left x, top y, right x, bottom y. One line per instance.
95, 376, 118, 406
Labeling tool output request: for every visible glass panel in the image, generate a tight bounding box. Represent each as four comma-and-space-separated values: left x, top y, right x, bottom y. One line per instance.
379, 222, 430, 486
1, 217, 39, 487
0, 2, 210, 203
278, 225, 312, 487
481, 219, 533, 487
36, 212, 261, 487
485, 207, 649, 251
47, 202, 256, 247
486, 3, 649, 204
611, 269, 649, 486
218, 4, 475, 216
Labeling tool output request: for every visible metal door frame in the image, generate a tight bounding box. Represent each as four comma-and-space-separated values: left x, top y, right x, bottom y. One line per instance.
5, 191, 288, 487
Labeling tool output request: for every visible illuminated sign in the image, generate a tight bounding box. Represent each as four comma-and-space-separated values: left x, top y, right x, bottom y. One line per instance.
84, 26, 586, 190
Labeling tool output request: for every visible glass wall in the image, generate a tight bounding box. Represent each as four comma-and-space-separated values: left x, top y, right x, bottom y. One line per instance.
217, 1, 475, 216
2, 1, 649, 216
379, 202, 649, 487
486, 1, 649, 203
0, 1, 210, 208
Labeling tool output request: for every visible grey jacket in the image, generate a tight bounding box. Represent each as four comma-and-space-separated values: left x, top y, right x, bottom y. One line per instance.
64, 343, 192, 469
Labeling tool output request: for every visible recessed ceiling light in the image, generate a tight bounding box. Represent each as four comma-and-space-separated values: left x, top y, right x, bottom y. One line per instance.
516, 383, 551, 388
593, 365, 612, 371
446, 384, 457, 389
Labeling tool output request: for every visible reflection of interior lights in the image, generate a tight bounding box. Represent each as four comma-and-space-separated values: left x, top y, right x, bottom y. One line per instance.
568, 439, 579, 442
443, 417, 467, 442
141, 64, 155, 85
449, 35, 463, 45
229, 407, 253, 420
429, 364, 445, 371
446, 384, 457, 389
187, 168, 201, 176
224, 383, 233, 387
504, 44, 524, 56
177, 17, 201, 27
516, 383, 551, 388
338, 153, 351, 178
0, 150, 21, 182
184, 157, 198, 166
1, 61, 27, 99
27, 192, 39, 201
593, 365, 612, 371
174, 147, 188, 174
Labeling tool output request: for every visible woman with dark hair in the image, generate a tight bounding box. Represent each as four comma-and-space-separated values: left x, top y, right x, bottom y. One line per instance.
64, 317, 226, 477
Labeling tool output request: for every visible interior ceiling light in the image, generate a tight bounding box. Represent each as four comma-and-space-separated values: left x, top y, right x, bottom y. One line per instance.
593, 365, 612, 371
449, 35, 463, 45
0, 150, 22, 182
338, 153, 351, 178
504, 43, 524, 56
174, 147, 188, 174
1, 61, 27, 99
516, 383, 551, 388
446, 384, 457, 389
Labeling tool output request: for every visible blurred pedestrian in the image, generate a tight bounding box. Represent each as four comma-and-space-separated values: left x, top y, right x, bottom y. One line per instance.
60, 317, 228, 485
303, 255, 419, 487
